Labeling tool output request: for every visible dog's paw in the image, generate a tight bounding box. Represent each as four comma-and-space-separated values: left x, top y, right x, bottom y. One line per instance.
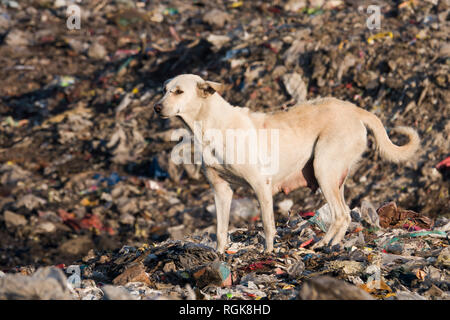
264, 246, 274, 254
330, 243, 343, 253
216, 245, 226, 254
311, 239, 326, 250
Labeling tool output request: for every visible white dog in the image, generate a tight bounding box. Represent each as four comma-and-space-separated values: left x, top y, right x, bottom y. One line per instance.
154, 74, 420, 253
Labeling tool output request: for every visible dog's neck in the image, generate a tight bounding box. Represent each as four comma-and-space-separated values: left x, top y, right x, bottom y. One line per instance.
177, 94, 235, 134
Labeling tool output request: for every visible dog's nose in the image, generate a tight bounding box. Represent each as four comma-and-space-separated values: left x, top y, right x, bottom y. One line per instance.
154, 103, 162, 113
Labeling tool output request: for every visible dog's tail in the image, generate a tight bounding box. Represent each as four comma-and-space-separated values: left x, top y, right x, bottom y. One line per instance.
357, 108, 420, 163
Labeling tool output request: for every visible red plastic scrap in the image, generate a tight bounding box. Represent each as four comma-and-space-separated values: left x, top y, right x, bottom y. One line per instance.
80, 214, 115, 235
57, 209, 114, 235
80, 214, 103, 230
299, 238, 314, 248
57, 209, 75, 221
58, 209, 81, 231
38, 36, 55, 44
268, 6, 282, 14
105, 226, 115, 236
274, 267, 285, 275
436, 157, 450, 179
436, 157, 450, 170
244, 259, 275, 272
262, 42, 279, 54
299, 211, 315, 218
403, 222, 423, 231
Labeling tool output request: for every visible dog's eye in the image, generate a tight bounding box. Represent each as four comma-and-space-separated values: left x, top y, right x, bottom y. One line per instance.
174, 89, 184, 95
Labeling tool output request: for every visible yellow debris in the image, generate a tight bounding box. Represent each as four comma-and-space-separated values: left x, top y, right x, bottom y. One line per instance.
229, 1, 243, 8
367, 32, 394, 45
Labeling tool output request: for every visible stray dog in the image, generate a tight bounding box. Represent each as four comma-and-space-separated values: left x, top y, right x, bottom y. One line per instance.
154, 74, 420, 252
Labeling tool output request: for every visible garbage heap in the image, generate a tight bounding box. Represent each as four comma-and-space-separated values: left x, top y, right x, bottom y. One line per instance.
0, 203, 449, 300
0, 0, 449, 300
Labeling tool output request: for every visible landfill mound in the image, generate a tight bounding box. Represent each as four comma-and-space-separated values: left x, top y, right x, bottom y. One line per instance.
0, 0, 449, 300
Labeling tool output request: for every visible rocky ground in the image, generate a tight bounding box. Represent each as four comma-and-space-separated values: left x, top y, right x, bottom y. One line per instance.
0, 0, 449, 300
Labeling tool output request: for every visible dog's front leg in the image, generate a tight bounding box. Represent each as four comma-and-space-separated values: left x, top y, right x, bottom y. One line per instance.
250, 179, 276, 253
205, 168, 233, 253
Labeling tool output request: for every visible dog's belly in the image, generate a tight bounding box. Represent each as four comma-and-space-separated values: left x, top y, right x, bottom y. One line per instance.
273, 158, 318, 195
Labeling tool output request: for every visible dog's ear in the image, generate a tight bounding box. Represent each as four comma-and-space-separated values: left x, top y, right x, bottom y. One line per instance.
163, 78, 173, 90
197, 81, 223, 98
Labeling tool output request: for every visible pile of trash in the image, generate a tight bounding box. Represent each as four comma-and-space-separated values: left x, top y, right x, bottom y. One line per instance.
0, 202, 449, 300
0, 0, 449, 300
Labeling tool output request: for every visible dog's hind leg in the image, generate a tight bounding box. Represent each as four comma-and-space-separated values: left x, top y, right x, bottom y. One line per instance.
310, 169, 343, 249
310, 142, 354, 249
331, 136, 367, 246
330, 173, 351, 246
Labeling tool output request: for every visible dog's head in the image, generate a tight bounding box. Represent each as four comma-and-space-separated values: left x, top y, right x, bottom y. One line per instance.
154, 74, 223, 118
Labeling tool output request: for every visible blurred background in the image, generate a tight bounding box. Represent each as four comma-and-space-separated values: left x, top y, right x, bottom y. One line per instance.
0, 0, 448, 268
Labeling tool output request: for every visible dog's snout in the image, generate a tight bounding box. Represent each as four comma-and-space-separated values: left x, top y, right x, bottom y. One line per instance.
154, 103, 162, 113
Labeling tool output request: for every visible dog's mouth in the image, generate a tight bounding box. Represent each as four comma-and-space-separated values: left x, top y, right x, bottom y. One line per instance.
156, 111, 172, 119
156, 105, 182, 119
158, 109, 181, 119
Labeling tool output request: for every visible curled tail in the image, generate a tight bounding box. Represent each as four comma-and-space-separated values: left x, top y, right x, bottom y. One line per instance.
357, 108, 420, 163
